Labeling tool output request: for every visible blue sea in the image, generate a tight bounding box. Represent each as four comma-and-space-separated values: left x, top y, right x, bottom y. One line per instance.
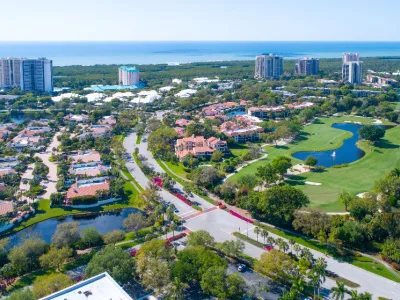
0, 41, 399, 66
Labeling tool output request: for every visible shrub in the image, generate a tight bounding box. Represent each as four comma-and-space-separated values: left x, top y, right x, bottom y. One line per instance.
71, 195, 98, 205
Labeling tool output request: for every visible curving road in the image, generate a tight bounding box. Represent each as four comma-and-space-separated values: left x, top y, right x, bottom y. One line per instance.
123, 131, 400, 300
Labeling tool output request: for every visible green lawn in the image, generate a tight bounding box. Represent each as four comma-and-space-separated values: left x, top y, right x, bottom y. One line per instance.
228, 116, 399, 211
391, 101, 400, 110
163, 161, 190, 179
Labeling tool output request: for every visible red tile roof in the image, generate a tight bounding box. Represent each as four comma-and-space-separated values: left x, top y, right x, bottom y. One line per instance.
0, 201, 13, 216
66, 181, 110, 199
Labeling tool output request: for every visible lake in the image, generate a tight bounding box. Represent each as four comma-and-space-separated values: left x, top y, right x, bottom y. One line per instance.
7, 208, 139, 248
291, 123, 365, 168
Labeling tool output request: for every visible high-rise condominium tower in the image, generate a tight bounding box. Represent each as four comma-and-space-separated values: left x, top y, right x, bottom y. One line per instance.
0, 57, 53, 92
20, 58, 53, 92
295, 57, 319, 75
0, 58, 23, 88
119, 66, 140, 85
342, 53, 363, 84
255, 54, 284, 79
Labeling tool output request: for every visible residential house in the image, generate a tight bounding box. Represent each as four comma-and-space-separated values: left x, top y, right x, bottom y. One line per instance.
0, 168, 16, 177
0, 200, 13, 216
70, 162, 109, 178
66, 177, 110, 203
64, 114, 89, 123
69, 150, 101, 163
78, 125, 112, 139
99, 116, 117, 126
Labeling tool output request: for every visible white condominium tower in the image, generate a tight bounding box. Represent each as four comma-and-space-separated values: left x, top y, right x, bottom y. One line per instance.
295, 57, 319, 75
342, 53, 363, 84
0, 57, 53, 92
343, 53, 360, 63
119, 66, 140, 85
255, 53, 284, 79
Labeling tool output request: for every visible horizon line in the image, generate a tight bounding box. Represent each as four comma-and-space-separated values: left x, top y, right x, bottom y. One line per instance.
0, 40, 400, 43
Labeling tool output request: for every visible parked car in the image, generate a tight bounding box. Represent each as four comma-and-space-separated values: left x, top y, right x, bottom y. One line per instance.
129, 249, 138, 256
237, 264, 247, 272
265, 244, 274, 252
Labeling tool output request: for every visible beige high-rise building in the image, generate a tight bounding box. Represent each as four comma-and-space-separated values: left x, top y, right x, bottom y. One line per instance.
0, 58, 23, 88
255, 54, 283, 79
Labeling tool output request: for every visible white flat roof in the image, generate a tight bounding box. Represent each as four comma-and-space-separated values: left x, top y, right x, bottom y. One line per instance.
40, 272, 132, 300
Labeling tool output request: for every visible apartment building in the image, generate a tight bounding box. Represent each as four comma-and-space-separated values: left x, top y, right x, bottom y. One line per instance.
255, 54, 284, 79
342, 53, 363, 84
118, 66, 140, 86
295, 57, 319, 75
175, 136, 228, 159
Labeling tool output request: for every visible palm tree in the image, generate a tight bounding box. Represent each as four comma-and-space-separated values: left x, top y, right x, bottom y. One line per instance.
293, 244, 301, 258
281, 240, 289, 253
301, 248, 314, 264
261, 229, 269, 244
279, 290, 296, 300
348, 290, 360, 300
267, 236, 275, 246
254, 226, 261, 242
289, 238, 295, 254
314, 257, 327, 299
167, 277, 189, 300
359, 292, 372, 300
276, 238, 284, 251
291, 276, 306, 299
171, 222, 177, 239
308, 271, 319, 300
331, 281, 349, 300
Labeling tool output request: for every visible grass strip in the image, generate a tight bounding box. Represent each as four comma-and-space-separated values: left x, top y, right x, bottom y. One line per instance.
233, 232, 265, 249
255, 223, 400, 283
136, 134, 142, 145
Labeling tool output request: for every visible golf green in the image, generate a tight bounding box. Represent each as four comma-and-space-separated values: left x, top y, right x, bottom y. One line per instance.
228, 116, 399, 212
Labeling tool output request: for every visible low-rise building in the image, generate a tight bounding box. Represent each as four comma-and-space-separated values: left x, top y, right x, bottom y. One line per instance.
66, 177, 110, 202
175, 136, 227, 159
175, 119, 194, 127
248, 102, 315, 119
10, 135, 41, 150
78, 125, 112, 139
201, 102, 241, 117
99, 116, 117, 126
69, 162, 109, 178
69, 150, 101, 163
64, 114, 89, 123
174, 89, 197, 98
174, 127, 186, 137
39, 272, 132, 300
365, 74, 398, 88
0, 200, 13, 216
0, 167, 15, 177
220, 121, 263, 143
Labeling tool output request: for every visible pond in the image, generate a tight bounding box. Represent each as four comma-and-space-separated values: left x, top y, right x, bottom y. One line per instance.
7, 208, 140, 248
291, 123, 365, 168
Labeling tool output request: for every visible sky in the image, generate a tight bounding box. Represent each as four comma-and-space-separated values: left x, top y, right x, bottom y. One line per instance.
2, 0, 400, 41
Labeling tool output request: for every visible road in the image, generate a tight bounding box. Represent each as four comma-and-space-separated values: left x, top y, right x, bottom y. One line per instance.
123, 131, 400, 300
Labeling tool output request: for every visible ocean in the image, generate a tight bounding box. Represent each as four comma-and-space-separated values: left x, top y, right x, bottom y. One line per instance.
0, 41, 399, 66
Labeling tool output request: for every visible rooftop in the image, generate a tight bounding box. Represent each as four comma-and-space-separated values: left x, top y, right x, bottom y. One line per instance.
119, 66, 139, 72
39, 272, 132, 300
